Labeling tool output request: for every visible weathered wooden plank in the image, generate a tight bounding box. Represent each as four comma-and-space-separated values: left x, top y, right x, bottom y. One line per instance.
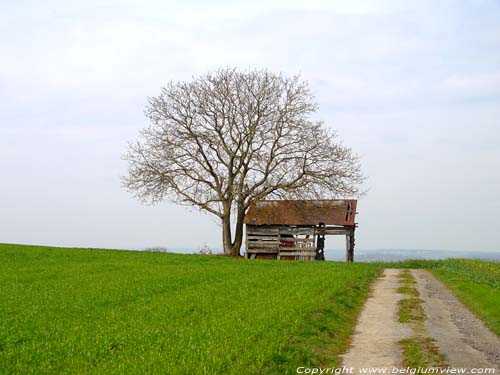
323, 229, 350, 235
247, 232, 279, 237
247, 248, 279, 254
249, 239, 278, 243
247, 227, 280, 231
248, 248, 278, 252
278, 252, 316, 257
248, 243, 279, 247
286, 238, 315, 243
278, 251, 316, 256
250, 226, 352, 235
278, 251, 316, 257
279, 247, 316, 251
278, 246, 315, 251
247, 236, 280, 241
279, 229, 315, 235
248, 248, 278, 253
248, 242, 279, 248
247, 227, 280, 234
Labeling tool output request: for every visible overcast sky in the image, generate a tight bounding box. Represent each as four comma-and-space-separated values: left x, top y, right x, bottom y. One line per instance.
1, 0, 499, 253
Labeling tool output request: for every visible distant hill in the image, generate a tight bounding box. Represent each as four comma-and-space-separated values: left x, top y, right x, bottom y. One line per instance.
163, 247, 500, 262
324, 248, 500, 262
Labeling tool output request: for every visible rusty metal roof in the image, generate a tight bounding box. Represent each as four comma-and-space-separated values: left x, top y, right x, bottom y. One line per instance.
244, 200, 357, 226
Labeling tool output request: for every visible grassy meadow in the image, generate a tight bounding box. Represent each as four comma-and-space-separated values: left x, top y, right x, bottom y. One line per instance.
0, 244, 379, 375
1, 244, 499, 374
432, 259, 500, 336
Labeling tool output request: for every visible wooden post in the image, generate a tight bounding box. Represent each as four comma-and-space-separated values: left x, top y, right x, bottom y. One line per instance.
345, 234, 350, 262
345, 228, 355, 262
315, 223, 326, 261
244, 226, 249, 259
277, 231, 281, 260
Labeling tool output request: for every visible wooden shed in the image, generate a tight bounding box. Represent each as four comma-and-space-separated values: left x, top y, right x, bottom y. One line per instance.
244, 200, 357, 262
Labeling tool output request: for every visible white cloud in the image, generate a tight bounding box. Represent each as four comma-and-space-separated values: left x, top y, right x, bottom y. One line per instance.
443, 71, 500, 97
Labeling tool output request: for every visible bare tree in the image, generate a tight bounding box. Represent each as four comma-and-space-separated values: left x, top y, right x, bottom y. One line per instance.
123, 68, 364, 257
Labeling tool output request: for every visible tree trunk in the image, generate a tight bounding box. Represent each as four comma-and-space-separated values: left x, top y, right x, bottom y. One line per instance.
231, 206, 245, 257
222, 215, 233, 256
221, 205, 245, 257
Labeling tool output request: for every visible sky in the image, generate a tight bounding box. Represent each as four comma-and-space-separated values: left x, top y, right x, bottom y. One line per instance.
1, 0, 499, 253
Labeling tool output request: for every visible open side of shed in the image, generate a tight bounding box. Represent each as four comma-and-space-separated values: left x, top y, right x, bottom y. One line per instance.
243, 200, 357, 262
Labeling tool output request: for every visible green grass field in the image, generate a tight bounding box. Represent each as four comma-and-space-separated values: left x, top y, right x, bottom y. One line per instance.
1, 244, 498, 374
0, 244, 379, 375
431, 259, 500, 336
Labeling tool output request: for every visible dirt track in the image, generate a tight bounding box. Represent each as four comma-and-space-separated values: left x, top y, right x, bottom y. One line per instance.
413, 270, 500, 370
340, 269, 411, 371
341, 269, 500, 372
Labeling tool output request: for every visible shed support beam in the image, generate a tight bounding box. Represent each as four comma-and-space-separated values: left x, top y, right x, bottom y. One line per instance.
345, 229, 355, 262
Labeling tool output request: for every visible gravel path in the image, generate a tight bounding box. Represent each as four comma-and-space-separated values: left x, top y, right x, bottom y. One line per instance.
341, 269, 500, 372
412, 269, 500, 370
341, 269, 411, 371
